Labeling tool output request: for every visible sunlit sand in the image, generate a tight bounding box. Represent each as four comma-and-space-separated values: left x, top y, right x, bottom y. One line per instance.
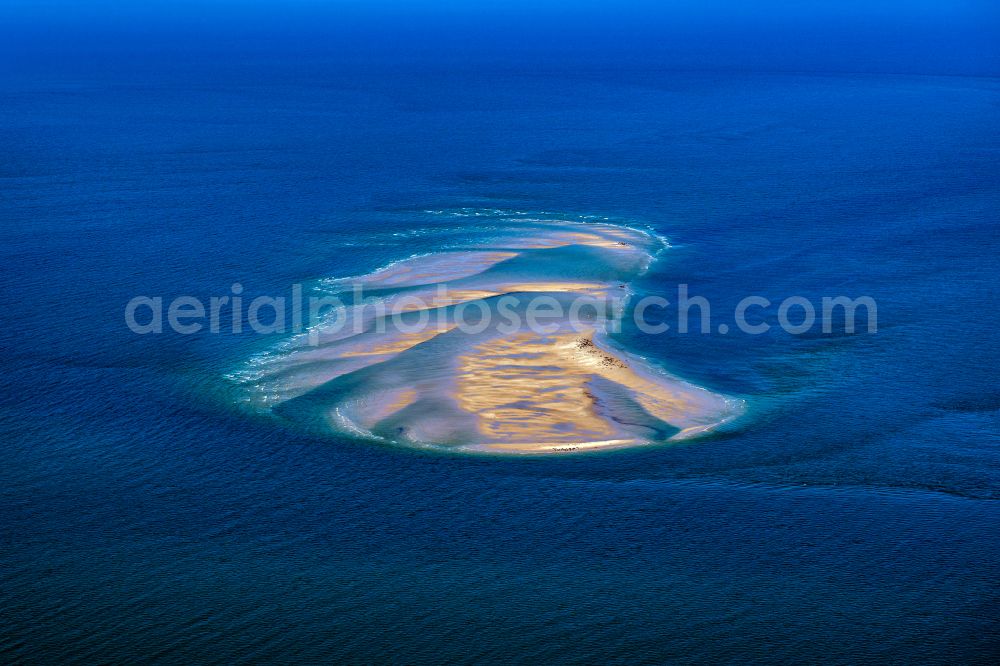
453, 330, 732, 453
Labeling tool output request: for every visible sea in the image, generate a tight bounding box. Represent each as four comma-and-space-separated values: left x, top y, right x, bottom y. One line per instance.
1, 4, 999, 663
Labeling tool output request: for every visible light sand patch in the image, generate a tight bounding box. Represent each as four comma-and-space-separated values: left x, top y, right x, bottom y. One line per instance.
450, 331, 732, 453
397, 282, 610, 312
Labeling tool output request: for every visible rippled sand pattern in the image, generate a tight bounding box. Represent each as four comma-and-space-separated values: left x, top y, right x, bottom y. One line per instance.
452, 330, 733, 453
230, 213, 740, 454
456, 333, 620, 448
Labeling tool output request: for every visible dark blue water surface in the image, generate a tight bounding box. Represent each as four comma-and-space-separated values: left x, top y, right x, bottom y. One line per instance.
2, 4, 999, 663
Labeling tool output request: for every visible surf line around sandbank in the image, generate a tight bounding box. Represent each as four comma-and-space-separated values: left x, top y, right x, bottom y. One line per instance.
227, 211, 743, 454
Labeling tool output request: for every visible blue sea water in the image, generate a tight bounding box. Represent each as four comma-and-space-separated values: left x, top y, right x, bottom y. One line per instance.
2, 4, 1000, 663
